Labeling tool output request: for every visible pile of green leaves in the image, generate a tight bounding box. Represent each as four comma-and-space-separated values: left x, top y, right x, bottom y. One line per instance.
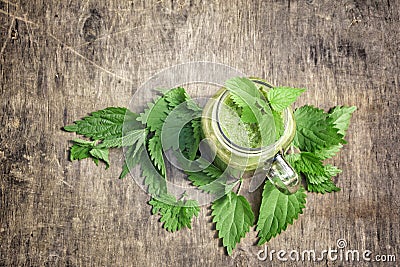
221, 78, 305, 147
64, 77, 356, 255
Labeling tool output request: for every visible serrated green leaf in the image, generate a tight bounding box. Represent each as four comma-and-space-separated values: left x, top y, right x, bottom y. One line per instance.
98, 129, 146, 148
161, 104, 201, 160
258, 112, 276, 146
187, 162, 239, 195
328, 106, 357, 136
212, 192, 255, 255
272, 110, 284, 139
256, 181, 307, 245
313, 144, 343, 160
305, 164, 342, 185
120, 145, 167, 195
308, 179, 341, 194
225, 77, 261, 101
119, 133, 146, 179
286, 152, 342, 193
202, 163, 224, 179
225, 77, 276, 147
287, 152, 325, 175
267, 86, 306, 112
69, 139, 110, 168
138, 96, 170, 133
149, 194, 200, 232
148, 134, 166, 176
293, 105, 345, 152
89, 147, 110, 169
64, 107, 138, 140
70, 143, 92, 161
187, 170, 217, 187
187, 162, 225, 194
164, 87, 187, 108
139, 87, 201, 182
199, 177, 239, 195
241, 106, 258, 123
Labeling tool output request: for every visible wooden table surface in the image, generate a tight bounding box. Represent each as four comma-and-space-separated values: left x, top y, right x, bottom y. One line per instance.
1, 0, 399, 266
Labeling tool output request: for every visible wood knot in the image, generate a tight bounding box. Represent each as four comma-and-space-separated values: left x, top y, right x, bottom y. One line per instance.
82, 9, 103, 43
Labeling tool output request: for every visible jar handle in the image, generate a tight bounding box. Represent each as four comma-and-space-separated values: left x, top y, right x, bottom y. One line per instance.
264, 153, 299, 195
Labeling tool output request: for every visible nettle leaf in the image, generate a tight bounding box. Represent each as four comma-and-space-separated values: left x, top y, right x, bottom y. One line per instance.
286, 153, 342, 193
138, 96, 170, 133
313, 144, 343, 160
256, 181, 307, 245
70, 142, 93, 161
98, 129, 146, 149
294, 105, 345, 152
308, 179, 341, 194
308, 106, 355, 160
119, 144, 144, 180
286, 152, 325, 175
161, 106, 201, 161
138, 87, 202, 182
187, 170, 217, 188
164, 87, 188, 109
272, 110, 284, 139
149, 194, 200, 232
225, 77, 261, 101
258, 112, 276, 147
89, 147, 110, 169
241, 106, 258, 123
306, 164, 342, 184
187, 163, 222, 191
120, 144, 167, 195
148, 134, 166, 176
225, 77, 277, 146
118, 127, 147, 179
212, 192, 255, 255
64, 107, 138, 140
328, 106, 357, 136
267, 86, 306, 112
187, 163, 239, 195
69, 139, 110, 168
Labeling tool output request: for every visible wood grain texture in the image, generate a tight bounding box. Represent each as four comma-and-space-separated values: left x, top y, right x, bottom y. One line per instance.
1, 0, 399, 266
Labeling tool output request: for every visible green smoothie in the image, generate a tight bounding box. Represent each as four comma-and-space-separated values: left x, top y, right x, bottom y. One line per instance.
218, 93, 283, 149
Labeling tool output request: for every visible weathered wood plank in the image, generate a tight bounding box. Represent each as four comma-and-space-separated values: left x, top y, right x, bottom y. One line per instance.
1, 0, 399, 266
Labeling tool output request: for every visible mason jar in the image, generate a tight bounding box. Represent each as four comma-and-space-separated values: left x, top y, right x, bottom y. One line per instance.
201, 78, 299, 194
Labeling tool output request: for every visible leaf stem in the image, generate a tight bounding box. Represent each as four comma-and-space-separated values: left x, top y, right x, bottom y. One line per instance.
237, 178, 244, 195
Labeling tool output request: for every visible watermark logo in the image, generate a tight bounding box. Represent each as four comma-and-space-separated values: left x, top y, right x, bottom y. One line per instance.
256, 238, 396, 263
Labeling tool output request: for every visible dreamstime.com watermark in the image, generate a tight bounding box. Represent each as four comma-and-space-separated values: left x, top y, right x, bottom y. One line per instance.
256, 239, 396, 263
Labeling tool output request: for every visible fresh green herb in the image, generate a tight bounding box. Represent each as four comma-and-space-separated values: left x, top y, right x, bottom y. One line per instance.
287, 104, 356, 194
211, 192, 255, 255
307, 178, 341, 193
224, 77, 276, 147
293, 105, 346, 152
328, 106, 357, 136
256, 181, 307, 245
267, 86, 306, 112
149, 194, 200, 232
63, 77, 355, 256
222, 78, 306, 148
64, 107, 140, 140
186, 162, 239, 195
65, 107, 143, 169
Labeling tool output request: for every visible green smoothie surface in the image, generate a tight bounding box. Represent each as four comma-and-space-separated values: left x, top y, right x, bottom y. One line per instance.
219, 92, 284, 148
